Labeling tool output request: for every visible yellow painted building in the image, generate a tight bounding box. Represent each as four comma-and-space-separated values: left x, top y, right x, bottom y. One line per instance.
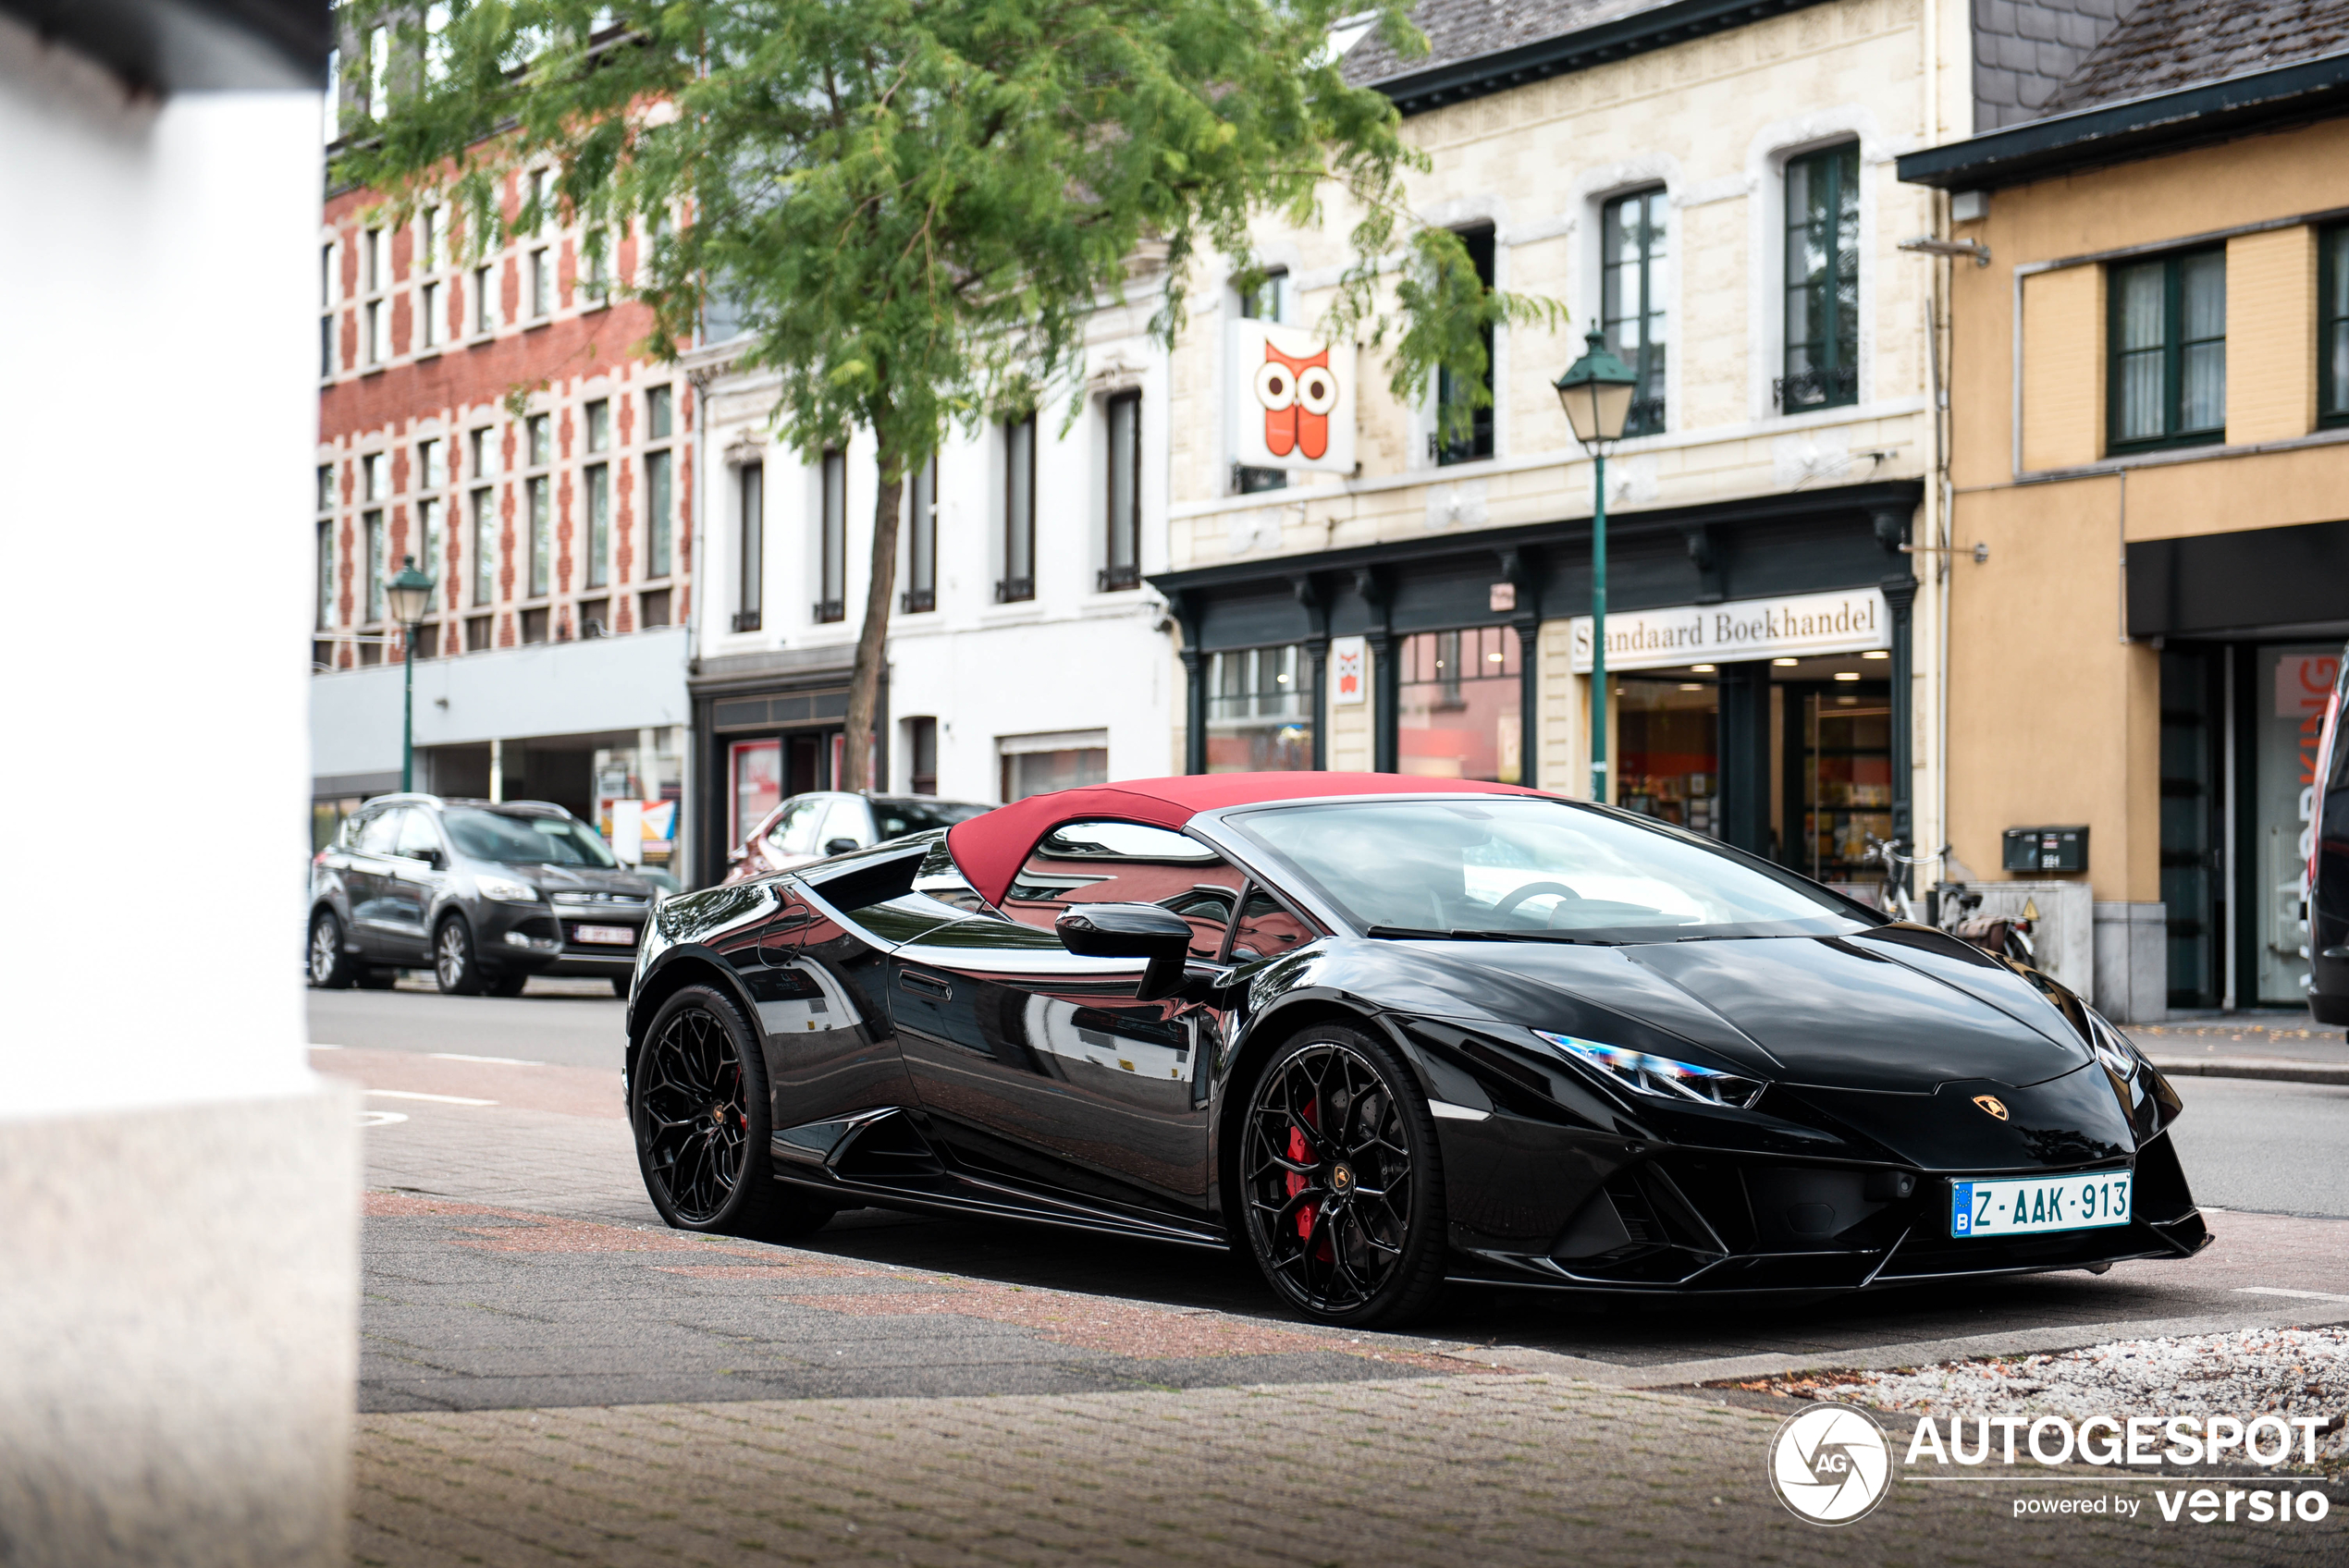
1900, 5, 2349, 1018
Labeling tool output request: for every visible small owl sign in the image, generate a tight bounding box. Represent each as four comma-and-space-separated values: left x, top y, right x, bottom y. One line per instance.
1229, 318, 1356, 474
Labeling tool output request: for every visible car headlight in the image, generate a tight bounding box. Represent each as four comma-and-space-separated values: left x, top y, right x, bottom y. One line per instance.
2085, 1011, 2148, 1099
1535, 1030, 1767, 1109
476, 876, 542, 903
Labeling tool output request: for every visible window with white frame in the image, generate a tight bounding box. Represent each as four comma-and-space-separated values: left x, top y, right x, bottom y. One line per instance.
363, 227, 389, 365
999, 414, 1035, 603
316, 464, 337, 631
1236, 268, 1290, 494
1780, 142, 1861, 412
1601, 188, 1669, 437
734, 462, 764, 631
1101, 391, 1140, 591
417, 205, 445, 349
320, 241, 338, 378
525, 413, 550, 598
817, 450, 846, 623
584, 399, 610, 589
417, 436, 445, 617
902, 455, 936, 613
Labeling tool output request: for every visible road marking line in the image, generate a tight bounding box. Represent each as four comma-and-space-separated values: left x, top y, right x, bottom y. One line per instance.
2236, 1286, 2349, 1304
429, 1053, 545, 1066
366, 1089, 498, 1107
357, 1109, 409, 1127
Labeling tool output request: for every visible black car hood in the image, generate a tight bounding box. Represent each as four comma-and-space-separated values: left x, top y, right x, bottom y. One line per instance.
1402, 927, 2092, 1094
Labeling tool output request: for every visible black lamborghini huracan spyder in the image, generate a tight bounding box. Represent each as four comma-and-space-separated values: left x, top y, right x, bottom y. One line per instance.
623, 773, 2207, 1327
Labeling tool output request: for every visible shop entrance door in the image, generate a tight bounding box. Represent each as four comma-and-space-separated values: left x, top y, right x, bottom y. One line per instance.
2159, 647, 2224, 1010
1785, 682, 1892, 897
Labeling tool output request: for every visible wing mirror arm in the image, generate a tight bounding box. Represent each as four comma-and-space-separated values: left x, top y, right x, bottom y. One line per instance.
1055, 903, 1199, 1003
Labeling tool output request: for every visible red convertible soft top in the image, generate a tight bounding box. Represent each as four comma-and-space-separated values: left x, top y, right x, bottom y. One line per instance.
944, 771, 1545, 909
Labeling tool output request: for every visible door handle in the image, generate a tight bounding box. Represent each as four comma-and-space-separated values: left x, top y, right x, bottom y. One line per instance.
898, 969, 953, 1001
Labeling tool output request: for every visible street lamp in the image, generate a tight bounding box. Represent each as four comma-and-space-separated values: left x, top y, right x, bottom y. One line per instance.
1553, 327, 1638, 804
385, 554, 437, 792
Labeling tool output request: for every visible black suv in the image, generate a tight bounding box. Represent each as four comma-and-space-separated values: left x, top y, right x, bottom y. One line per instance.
309, 794, 660, 996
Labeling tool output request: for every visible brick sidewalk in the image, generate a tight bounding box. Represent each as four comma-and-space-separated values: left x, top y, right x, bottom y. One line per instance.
351, 1374, 2339, 1568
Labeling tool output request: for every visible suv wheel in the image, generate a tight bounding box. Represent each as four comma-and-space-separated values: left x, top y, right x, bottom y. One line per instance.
435, 916, 484, 996
308, 910, 355, 989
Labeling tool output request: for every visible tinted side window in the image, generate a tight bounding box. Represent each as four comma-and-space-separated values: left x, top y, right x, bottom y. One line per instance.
1002, 818, 1239, 958
396, 811, 443, 861
769, 797, 827, 857
357, 809, 403, 855
1232, 886, 1316, 962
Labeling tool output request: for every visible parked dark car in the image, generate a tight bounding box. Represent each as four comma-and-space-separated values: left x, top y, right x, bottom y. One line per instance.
310, 793, 658, 996
721, 790, 990, 885
623, 773, 2207, 1329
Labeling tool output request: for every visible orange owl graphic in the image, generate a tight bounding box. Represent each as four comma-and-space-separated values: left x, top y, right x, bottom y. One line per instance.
1255, 341, 1339, 460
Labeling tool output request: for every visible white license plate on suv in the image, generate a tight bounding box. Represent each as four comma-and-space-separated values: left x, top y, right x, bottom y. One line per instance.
573, 924, 638, 946
1950, 1173, 2131, 1239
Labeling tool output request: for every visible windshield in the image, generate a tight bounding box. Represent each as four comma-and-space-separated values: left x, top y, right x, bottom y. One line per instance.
443, 808, 618, 868
1227, 798, 1868, 942
872, 798, 990, 840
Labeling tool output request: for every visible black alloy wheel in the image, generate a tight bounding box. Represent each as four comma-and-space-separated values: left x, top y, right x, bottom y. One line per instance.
435, 916, 483, 995
1239, 1024, 1447, 1328
631, 984, 832, 1240
309, 910, 355, 989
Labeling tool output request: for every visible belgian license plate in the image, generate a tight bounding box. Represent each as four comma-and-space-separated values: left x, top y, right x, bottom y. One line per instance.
573, 924, 637, 946
1950, 1173, 2131, 1238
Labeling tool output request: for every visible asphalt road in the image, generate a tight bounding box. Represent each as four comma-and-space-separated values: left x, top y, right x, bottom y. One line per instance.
313, 981, 2349, 1219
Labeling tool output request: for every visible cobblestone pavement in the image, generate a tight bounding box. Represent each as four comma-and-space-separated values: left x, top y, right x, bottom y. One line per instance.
352, 1376, 2343, 1567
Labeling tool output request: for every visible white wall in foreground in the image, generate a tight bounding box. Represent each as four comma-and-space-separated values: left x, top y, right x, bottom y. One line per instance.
0, 20, 323, 1120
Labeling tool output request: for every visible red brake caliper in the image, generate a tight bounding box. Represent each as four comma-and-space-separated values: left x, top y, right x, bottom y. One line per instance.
1285, 1098, 1333, 1259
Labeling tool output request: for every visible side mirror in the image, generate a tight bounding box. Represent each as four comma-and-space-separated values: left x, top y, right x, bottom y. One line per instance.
412, 847, 445, 870
823, 836, 860, 856
1056, 902, 1195, 1000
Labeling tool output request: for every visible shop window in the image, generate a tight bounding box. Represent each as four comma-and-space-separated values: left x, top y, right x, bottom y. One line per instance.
906, 716, 938, 794
817, 450, 846, 622
1397, 626, 1519, 783
2108, 248, 2224, 450
1001, 733, 1106, 802
2320, 225, 2349, 427
1617, 677, 1718, 832
731, 739, 783, 848
1206, 643, 1312, 771
2253, 646, 2341, 1005
1601, 188, 1669, 436
1433, 227, 1496, 465
903, 457, 936, 613
1780, 143, 1860, 411
734, 463, 763, 631
1101, 391, 1141, 591
1000, 414, 1035, 602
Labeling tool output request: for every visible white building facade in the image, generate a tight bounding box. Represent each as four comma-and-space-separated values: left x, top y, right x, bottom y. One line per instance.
681, 287, 1176, 882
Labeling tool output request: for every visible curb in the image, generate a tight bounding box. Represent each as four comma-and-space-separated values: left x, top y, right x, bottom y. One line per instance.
2146, 1056, 2349, 1086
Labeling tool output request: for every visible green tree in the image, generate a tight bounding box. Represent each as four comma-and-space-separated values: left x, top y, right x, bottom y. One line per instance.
339, 0, 1556, 790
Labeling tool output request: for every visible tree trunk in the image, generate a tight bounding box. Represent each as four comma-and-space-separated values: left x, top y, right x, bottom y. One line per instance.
843, 439, 903, 793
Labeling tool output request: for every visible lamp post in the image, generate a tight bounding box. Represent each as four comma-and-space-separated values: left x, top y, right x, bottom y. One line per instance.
384, 554, 437, 792
1553, 328, 1639, 804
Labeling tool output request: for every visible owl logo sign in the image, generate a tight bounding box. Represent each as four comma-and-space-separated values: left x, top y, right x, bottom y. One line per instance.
1231, 319, 1355, 473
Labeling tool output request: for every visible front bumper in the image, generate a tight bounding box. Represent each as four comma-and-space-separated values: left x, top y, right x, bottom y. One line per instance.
1433, 1112, 2208, 1295
542, 913, 645, 975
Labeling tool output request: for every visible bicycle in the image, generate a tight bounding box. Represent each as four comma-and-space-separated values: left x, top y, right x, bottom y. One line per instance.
1865, 834, 2036, 965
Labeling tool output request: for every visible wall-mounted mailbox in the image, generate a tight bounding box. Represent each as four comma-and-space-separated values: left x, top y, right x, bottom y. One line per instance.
2002, 825, 2088, 874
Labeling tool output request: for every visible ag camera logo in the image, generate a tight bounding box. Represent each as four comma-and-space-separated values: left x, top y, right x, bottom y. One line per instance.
1769, 1403, 1893, 1525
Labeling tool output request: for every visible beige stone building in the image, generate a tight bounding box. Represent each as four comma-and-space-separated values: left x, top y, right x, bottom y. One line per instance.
1150, 0, 1977, 912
